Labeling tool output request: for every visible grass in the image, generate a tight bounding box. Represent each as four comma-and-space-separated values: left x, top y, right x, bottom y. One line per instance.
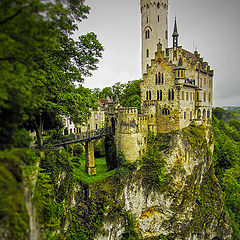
71, 153, 116, 184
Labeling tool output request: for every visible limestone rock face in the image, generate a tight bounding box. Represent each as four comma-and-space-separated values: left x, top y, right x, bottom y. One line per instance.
95, 126, 232, 240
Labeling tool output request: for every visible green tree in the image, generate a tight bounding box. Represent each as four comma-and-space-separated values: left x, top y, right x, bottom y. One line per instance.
0, 0, 103, 148
121, 80, 141, 111
213, 110, 240, 239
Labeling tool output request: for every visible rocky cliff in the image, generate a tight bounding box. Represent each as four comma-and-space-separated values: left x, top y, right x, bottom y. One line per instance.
95, 125, 232, 239
0, 125, 232, 240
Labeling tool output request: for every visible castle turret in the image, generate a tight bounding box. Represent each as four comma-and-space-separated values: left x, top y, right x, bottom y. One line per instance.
174, 57, 185, 85
141, 0, 168, 75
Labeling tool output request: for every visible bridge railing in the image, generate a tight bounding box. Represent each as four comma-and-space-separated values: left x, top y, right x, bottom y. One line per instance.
37, 126, 113, 149
75, 126, 113, 141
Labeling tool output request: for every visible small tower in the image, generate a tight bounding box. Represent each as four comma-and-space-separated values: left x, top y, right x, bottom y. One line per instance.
175, 57, 185, 85
172, 17, 179, 60
140, 0, 169, 75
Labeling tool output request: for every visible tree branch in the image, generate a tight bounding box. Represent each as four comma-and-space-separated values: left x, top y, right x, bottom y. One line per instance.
0, 57, 14, 61
0, 8, 24, 25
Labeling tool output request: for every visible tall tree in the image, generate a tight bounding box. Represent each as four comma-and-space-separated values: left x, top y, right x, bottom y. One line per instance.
0, 0, 103, 148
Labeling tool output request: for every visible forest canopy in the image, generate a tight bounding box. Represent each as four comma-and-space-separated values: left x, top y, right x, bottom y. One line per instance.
0, 0, 103, 148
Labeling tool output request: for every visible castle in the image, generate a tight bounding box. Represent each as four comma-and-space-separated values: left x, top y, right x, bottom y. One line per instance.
64, 0, 213, 163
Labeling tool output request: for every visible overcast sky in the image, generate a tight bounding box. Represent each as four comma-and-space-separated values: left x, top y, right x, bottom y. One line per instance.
75, 0, 240, 107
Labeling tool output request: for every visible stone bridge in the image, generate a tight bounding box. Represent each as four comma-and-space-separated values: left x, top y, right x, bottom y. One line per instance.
32, 127, 114, 176
53, 126, 114, 176
52, 126, 113, 148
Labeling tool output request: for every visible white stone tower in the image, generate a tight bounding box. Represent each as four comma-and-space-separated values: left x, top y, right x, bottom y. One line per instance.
140, 0, 168, 75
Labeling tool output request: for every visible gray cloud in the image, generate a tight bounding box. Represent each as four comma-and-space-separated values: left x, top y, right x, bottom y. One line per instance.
75, 0, 240, 106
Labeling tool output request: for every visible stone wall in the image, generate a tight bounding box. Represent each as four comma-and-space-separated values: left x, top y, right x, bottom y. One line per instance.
114, 107, 148, 162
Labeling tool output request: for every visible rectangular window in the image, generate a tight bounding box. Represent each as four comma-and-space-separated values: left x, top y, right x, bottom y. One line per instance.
190, 92, 192, 101
186, 92, 189, 101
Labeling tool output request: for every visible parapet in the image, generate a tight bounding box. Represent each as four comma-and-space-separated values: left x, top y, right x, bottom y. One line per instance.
118, 107, 138, 114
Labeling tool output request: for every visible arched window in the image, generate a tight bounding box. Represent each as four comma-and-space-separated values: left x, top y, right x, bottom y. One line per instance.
197, 109, 201, 120
209, 92, 211, 103
160, 90, 162, 101
155, 74, 158, 85
168, 89, 171, 101
190, 111, 192, 120
204, 91, 206, 102
186, 92, 189, 101
157, 2, 160, 8
203, 109, 206, 121
147, 16, 148, 23
207, 109, 210, 119
146, 49, 149, 58
158, 72, 161, 84
162, 73, 164, 84
184, 112, 186, 119
172, 89, 174, 100
182, 91, 185, 100
157, 90, 159, 100
158, 15, 160, 22
162, 108, 170, 115
147, 4, 149, 9
145, 29, 150, 39
146, 91, 148, 100
149, 90, 152, 100
197, 92, 199, 101
165, 30, 168, 39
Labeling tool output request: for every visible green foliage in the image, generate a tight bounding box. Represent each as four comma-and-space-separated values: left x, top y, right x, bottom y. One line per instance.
121, 80, 141, 111
0, 0, 103, 148
191, 170, 222, 232
72, 155, 116, 184
141, 133, 169, 190
0, 149, 30, 240
94, 138, 105, 158
92, 80, 141, 111
182, 124, 207, 147
73, 143, 84, 157
122, 214, 140, 240
213, 108, 240, 239
12, 128, 32, 148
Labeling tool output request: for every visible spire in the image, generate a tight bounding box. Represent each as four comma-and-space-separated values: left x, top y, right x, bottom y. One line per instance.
172, 17, 179, 48
172, 17, 179, 37
178, 57, 183, 67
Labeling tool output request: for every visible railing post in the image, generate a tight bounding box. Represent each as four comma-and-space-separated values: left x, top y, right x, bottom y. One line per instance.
85, 141, 96, 176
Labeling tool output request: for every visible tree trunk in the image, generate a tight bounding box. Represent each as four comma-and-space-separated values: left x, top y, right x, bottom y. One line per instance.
34, 115, 44, 148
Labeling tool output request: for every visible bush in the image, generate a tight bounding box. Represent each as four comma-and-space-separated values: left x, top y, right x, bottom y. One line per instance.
73, 143, 84, 156
94, 138, 105, 158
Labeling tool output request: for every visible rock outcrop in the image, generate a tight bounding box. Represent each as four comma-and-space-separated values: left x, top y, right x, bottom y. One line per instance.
95, 125, 232, 239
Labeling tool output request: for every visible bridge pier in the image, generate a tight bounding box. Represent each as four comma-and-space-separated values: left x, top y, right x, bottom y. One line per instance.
85, 141, 96, 176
